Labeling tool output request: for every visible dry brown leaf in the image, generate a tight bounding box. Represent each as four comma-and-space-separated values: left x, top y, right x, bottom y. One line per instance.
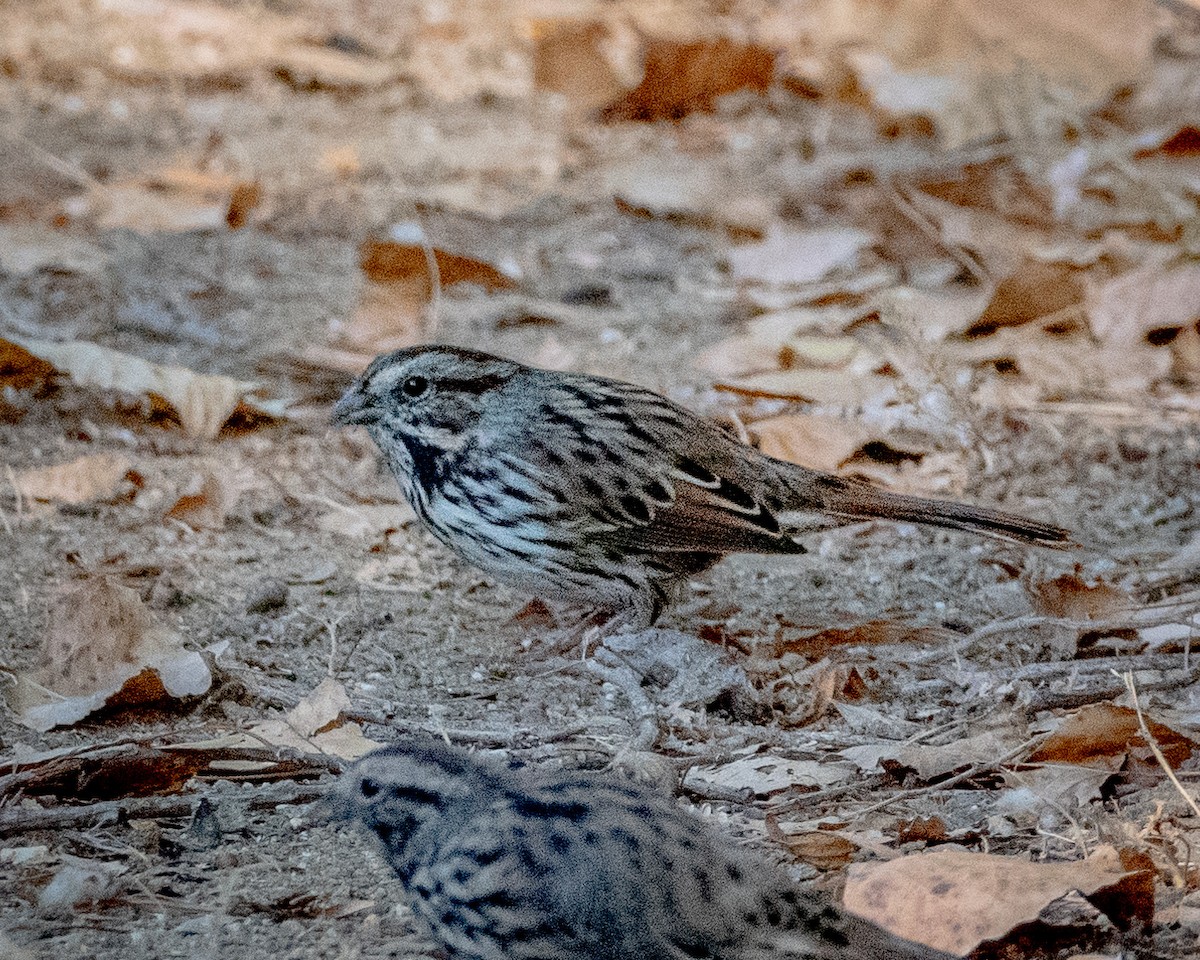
359, 238, 518, 291
777, 831, 857, 870
774, 621, 956, 660
895, 817, 948, 845
1135, 125, 1200, 158
600, 37, 775, 122
715, 369, 893, 408
317, 503, 416, 539
0, 337, 58, 391
11, 454, 137, 506
843, 845, 1153, 956
4, 335, 278, 438
1028, 573, 1130, 620
165, 472, 236, 530
728, 226, 873, 288
683, 750, 855, 798
1087, 258, 1200, 348
225, 181, 263, 230
336, 237, 519, 353
531, 19, 632, 112
967, 259, 1086, 336
8, 579, 212, 732
752, 414, 874, 473
249, 677, 382, 761
1029, 703, 1196, 769
823, 0, 1155, 147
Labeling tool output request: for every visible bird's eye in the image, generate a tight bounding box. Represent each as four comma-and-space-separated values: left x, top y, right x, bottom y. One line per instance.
360, 777, 383, 799
401, 375, 428, 398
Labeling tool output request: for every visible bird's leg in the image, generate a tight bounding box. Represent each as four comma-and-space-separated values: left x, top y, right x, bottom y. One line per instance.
585, 646, 663, 751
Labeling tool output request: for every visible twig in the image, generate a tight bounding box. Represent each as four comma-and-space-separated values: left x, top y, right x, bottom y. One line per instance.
1122, 670, 1200, 818
846, 734, 1048, 818
1009, 652, 1191, 681
766, 774, 892, 817
1025, 662, 1200, 712
415, 209, 442, 337
0, 128, 101, 190
942, 603, 1200, 662
884, 181, 990, 284
0, 783, 325, 837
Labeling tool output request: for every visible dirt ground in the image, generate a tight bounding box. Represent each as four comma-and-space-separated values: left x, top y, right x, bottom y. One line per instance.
2, 2, 1200, 959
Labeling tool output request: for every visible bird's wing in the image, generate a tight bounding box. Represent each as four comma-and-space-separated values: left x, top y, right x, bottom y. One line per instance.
513, 374, 805, 558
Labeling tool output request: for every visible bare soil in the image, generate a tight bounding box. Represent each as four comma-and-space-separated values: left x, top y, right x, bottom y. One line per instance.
1, 3, 1198, 959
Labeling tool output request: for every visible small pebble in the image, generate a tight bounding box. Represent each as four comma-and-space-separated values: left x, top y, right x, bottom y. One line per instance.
246, 579, 289, 614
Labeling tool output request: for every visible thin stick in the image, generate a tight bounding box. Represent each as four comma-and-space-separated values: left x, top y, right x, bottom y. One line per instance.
415, 208, 442, 337
1121, 670, 1200, 818
0, 129, 101, 190
885, 181, 989, 285
847, 734, 1048, 818
0, 783, 325, 837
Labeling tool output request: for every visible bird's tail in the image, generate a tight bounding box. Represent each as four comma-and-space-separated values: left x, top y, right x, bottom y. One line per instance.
781, 470, 1073, 548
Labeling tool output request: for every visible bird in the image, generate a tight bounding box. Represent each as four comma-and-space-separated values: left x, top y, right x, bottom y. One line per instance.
332, 345, 1071, 631
329, 740, 957, 960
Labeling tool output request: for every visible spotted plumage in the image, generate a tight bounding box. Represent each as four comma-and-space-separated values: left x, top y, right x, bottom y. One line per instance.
329, 741, 956, 960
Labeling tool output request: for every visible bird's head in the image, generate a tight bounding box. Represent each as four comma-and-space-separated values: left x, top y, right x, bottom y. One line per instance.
332, 345, 520, 452
328, 741, 500, 871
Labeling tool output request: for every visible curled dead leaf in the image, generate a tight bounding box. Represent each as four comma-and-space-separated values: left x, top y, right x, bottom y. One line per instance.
967, 259, 1085, 336
165, 472, 237, 530
359, 238, 518, 291
600, 37, 775, 122
11, 454, 138, 506
1029, 703, 1195, 769
1028, 573, 1130, 620
8, 579, 212, 731
3, 335, 279, 439
225, 181, 263, 229
0, 338, 58, 391
777, 830, 858, 870
248, 677, 382, 761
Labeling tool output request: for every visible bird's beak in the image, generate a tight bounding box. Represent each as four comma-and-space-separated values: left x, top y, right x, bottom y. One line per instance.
332, 385, 381, 426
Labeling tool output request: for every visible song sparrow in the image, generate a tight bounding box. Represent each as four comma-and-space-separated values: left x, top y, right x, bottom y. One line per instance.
333, 345, 1070, 629
330, 741, 955, 960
